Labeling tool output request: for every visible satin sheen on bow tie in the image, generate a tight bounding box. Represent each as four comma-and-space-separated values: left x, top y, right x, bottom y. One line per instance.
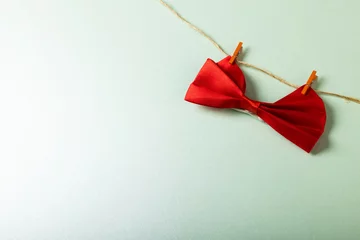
184, 56, 327, 153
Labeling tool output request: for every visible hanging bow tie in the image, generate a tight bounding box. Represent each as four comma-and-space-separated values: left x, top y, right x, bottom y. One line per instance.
184, 55, 326, 153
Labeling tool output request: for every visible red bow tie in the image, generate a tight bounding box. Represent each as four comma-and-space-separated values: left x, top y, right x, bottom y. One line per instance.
185, 56, 327, 153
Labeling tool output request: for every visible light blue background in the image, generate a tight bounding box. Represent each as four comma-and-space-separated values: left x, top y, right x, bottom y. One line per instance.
1, 0, 360, 239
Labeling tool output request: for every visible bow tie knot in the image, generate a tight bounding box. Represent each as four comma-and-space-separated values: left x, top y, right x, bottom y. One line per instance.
237, 95, 260, 115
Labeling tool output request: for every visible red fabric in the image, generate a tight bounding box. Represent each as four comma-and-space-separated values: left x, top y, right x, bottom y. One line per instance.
185, 56, 326, 153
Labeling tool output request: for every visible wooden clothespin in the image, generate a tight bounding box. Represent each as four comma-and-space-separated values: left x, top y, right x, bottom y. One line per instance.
301, 70, 318, 95
229, 42, 243, 64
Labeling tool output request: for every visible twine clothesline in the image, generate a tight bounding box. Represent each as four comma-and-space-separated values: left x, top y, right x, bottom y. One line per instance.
158, 0, 360, 104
